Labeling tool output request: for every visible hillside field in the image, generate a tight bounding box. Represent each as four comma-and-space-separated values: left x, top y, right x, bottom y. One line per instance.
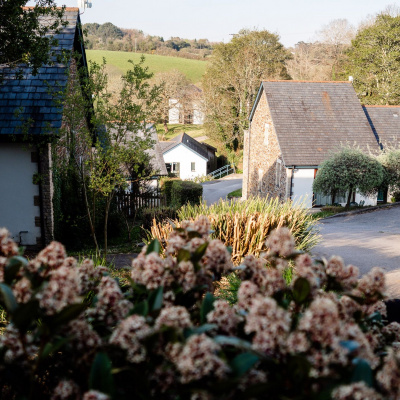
86, 50, 207, 84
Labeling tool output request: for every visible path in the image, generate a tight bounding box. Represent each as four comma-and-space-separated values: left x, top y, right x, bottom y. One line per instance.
201, 174, 242, 205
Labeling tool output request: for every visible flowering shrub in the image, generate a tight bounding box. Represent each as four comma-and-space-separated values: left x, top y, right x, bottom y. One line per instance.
0, 221, 398, 399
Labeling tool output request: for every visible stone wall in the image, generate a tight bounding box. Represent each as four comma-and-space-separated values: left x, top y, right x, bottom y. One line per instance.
243, 92, 287, 200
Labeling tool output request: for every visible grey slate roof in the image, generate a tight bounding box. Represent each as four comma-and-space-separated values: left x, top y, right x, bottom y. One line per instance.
124, 124, 168, 176
258, 81, 380, 166
161, 132, 209, 160
363, 106, 400, 148
0, 8, 82, 136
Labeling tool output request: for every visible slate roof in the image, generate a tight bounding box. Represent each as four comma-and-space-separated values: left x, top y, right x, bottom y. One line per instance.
254, 81, 380, 166
363, 106, 400, 148
124, 124, 168, 176
0, 8, 83, 136
161, 132, 209, 160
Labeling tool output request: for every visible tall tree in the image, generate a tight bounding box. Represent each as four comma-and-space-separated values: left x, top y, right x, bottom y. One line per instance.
347, 13, 400, 105
202, 29, 291, 151
0, 1, 65, 74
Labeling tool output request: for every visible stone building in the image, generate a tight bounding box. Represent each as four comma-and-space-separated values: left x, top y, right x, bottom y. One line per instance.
242, 81, 392, 208
0, 8, 92, 248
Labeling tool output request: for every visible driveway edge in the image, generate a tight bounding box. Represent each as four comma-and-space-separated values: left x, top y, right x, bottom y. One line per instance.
321, 202, 400, 220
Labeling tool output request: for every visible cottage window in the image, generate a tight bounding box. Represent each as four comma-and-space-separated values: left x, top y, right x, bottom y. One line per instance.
275, 159, 282, 187
191, 162, 196, 172
264, 123, 270, 146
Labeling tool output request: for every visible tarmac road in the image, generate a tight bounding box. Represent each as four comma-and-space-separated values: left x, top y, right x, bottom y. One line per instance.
312, 206, 400, 297
201, 175, 242, 205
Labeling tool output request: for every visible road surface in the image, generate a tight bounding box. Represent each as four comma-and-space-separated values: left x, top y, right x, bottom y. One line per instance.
312, 206, 400, 297
201, 175, 242, 205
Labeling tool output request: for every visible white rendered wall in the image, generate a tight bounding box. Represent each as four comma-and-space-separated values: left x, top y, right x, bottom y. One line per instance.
193, 101, 204, 125
163, 144, 207, 180
0, 143, 41, 245
168, 99, 180, 124
291, 168, 315, 209
354, 193, 376, 206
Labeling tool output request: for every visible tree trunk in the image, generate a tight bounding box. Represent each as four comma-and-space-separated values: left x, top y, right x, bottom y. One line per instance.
163, 119, 169, 133
81, 166, 99, 254
104, 193, 114, 258
346, 189, 353, 209
331, 191, 336, 205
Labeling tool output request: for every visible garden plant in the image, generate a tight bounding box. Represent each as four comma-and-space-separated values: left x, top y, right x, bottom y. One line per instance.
149, 197, 319, 264
0, 217, 398, 399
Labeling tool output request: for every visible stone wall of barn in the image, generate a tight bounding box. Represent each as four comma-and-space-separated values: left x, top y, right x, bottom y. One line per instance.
242, 92, 287, 200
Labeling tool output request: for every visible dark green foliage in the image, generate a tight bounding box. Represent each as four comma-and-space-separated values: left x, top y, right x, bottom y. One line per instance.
171, 180, 203, 207
0, 1, 66, 74
141, 206, 178, 232
161, 177, 180, 204
347, 13, 400, 105
313, 147, 384, 208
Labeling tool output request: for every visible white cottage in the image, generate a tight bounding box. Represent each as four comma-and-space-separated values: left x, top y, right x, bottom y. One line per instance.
161, 133, 216, 180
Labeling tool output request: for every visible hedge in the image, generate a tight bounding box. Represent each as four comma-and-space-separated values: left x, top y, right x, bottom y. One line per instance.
171, 180, 203, 207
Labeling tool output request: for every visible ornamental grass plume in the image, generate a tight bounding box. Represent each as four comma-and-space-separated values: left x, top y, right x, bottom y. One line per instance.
0, 223, 397, 399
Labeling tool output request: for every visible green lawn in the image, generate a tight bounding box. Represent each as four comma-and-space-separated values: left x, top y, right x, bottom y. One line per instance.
155, 124, 206, 141
86, 50, 207, 84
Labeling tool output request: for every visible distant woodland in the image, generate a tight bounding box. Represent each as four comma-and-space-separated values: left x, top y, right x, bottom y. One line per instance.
83, 22, 215, 60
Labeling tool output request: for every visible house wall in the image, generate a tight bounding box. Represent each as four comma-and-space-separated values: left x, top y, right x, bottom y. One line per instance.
163, 143, 208, 180
291, 169, 315, 208
168, 99, 180, 124
0, 143, 41, 246
243, 92, 287, 200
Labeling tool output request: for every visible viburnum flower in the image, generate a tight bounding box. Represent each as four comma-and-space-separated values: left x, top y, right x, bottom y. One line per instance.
207, 299, 241, 334
174, 334, 228, 383
51, 379, 80, 400
82, 391, 110, 400
265, 227, 295, 257
27, 241, 66, 276
155, 306, 192, 330
332, 382, 382, 399
0, 227, 19, 257
109, 315, 152, 363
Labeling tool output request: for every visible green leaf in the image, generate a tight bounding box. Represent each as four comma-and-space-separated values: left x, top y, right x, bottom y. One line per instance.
148, 286, 163, 312
146, 239, 161, 255
89, 352, 114, 397
0, 283, 17, 314
351, 358, 373, 387
50, 303, 86, 327
292, 277, 311, 304
187, 230, 202, 239
366, 311, 382, 323
231, 352, 259, 377
200, 292, 215, 324
5, 256, 27, 284
184, 324, 218, 339
41, 337, 70, 359
132, 300, 149, 316
177, 249, 191, 262
192, 242, 209, 263
213, 335, 253, 351
340, 340, 360, 354
12, 300, 39, 332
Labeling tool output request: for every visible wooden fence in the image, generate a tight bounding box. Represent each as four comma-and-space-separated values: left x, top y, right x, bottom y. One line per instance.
117, 192, 166, 217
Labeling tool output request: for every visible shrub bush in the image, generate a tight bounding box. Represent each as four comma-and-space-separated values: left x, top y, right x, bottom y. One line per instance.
160, 177, 180, 205
0, 221, 398, 399
171, 180, 203, 207
150, 196, 319, 264
141, 206, 178, 232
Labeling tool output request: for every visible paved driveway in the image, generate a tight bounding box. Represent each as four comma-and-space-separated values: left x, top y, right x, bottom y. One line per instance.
201, 175, 242, 205
312, 206, 400, 296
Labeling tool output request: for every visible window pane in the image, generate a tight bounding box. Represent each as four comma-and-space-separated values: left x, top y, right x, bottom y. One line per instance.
191, 162, 195, 172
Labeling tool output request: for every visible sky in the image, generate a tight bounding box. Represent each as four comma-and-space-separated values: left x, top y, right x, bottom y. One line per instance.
34, 0, 398, 47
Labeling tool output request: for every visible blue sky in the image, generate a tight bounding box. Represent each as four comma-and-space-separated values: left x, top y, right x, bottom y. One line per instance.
40, 0, 398, 46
